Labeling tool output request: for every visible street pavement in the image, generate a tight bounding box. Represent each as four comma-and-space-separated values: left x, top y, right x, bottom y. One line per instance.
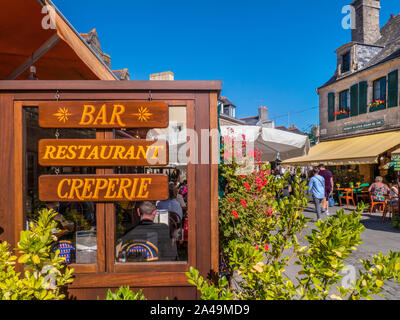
284, 204, 400, 300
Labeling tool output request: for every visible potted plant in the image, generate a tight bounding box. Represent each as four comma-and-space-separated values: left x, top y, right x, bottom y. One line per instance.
369, 99, 386, 112
335, 108, 350, 120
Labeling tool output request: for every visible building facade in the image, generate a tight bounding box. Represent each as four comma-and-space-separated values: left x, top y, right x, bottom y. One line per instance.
319, 0, 400, 141
284, 0, 400, 183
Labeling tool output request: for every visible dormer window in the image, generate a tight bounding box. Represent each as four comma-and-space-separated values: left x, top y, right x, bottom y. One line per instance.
341, 51, 351, 73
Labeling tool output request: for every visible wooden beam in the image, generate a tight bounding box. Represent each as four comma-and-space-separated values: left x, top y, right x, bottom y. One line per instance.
6, 34, 60, 80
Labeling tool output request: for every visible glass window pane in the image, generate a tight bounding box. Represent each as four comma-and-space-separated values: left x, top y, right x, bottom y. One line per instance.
24, 107, 98, 265
115, 106, 188, 263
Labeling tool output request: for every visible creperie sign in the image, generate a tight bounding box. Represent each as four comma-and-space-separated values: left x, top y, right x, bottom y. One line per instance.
39, 175, 168, 202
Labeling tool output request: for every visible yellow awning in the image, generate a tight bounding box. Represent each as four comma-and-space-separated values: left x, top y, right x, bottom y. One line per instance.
392, 147, 400, 155
282, 131, 400, 166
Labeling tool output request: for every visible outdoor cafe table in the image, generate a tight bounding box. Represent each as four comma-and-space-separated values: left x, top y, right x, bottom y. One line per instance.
336, 187, 370, 206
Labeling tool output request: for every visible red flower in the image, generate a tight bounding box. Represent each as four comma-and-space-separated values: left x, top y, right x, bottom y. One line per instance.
266, 208, 274, 216
240, 199, 247, 208
255, 244, 260, 250
244, 182, 251, 191
232, 210, 239, 219
229, 198, 234, 203
264, 244, 269, 251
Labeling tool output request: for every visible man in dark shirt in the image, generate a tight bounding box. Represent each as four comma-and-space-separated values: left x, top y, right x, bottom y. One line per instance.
119, 201, 177, 261
318, 164, 334, 216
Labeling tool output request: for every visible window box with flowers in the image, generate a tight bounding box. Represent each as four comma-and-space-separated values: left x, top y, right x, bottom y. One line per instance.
335, 108, 350, 120
369, 99, 386, 112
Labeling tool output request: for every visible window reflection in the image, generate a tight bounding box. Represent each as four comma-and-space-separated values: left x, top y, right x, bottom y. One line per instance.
24, 107, 97, 265
115, 106, 188, 263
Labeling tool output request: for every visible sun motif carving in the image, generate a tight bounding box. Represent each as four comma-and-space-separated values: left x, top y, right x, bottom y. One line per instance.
133, 107, 152, 122
53, 107, 72, 123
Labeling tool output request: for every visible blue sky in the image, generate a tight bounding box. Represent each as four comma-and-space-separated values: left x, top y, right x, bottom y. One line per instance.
52, 0, 399, 131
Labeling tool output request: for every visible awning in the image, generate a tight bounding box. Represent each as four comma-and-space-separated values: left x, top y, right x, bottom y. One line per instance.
0, 0, 117, 80
282, 131, 400, 166
392, 147, 400, 155
221, 126, 310, 162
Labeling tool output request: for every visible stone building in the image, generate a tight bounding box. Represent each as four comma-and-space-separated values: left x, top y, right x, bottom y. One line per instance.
218, 96, 245, 126
284, 0, 400, 183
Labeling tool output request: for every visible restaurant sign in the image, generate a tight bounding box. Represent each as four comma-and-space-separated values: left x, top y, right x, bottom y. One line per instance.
38, 101, 168, 128
342, 119, 384, 133
38, 139, 168, 167
39, 174, 168, 202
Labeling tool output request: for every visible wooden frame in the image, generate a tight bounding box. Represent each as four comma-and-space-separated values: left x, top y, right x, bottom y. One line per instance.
1, 80, 220, 300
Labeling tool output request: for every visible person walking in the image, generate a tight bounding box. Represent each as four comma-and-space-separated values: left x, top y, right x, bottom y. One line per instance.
308, 167, 326, 221
318, 164, 334, 216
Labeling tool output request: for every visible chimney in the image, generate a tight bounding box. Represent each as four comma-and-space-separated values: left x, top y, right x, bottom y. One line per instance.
258, 106, 269, 122
351, 0, 381, 44
150, 71, 174, 80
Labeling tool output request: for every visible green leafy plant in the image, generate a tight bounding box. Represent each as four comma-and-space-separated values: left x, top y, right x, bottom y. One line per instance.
0, 208, 74, 300
105, 286, 146, 300
187, 142, 400, 300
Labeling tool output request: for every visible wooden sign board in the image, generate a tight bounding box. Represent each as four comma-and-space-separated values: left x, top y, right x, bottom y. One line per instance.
393, 154, 400, 172
38, 139, 169, 167
39, 174, 168, 202
38, 101, 169, 128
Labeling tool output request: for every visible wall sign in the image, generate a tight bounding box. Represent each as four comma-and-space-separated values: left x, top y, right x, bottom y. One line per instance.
38, 101, 169, 128
39, 174, 168, 202
38, 139, 169, 167
342, 119, 384, 133
392, 154, 400, 172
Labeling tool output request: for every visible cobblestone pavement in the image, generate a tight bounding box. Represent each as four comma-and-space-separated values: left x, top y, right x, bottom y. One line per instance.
285, 204, 400, 300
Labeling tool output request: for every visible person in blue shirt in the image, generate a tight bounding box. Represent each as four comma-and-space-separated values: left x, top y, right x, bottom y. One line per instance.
308, 167, 326, 221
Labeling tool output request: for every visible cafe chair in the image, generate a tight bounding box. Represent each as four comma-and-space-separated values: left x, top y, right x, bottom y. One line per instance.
119, 240, 159, 262
370, 194, 386, 214
339, 188, 355, 207
52, 240, 76, 264
355, 186, 370, 204
383, 196, 397, 222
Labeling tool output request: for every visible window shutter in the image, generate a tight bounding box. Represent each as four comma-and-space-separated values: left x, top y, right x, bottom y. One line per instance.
388, 70, 398, 108
350, 84, 359, 116
328, 92, 335, 122
359, 81, 368, 114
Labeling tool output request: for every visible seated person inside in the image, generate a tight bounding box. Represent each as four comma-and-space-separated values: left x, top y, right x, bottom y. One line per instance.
117, 201, 177, 262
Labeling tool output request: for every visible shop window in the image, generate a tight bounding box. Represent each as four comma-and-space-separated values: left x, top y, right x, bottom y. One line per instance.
337, 89, 350, 119
114, 106, 188, 263
373, 77, 387, 102
24, 107, 98, 266
341, 51, 351, 73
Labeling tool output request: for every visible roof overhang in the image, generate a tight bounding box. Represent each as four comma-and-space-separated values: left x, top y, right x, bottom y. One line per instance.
0, 0, 118, 80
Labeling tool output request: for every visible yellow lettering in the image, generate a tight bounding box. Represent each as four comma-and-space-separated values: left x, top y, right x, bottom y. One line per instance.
87, 146, 100, 160
129, 178, 140, 199
55, 145, 68, 159
43, 146, 57, 160
112, 146, 126, 160
100, 146, 114, 160
104, 178, 119, 199
77, 146, 91, 159
109, 104, 126, 127
123, 146, 135, 160
66, 146, 77, 160
137, 178, 151, 199
136, 146, 147, 160
57, 179, 70, 199
93, 179, 108, 199
117, 178, 133, 199
79, 105, 96, 125
93, 104, 107, 125
68, 179, 84, 200
82, 178, 95, 199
